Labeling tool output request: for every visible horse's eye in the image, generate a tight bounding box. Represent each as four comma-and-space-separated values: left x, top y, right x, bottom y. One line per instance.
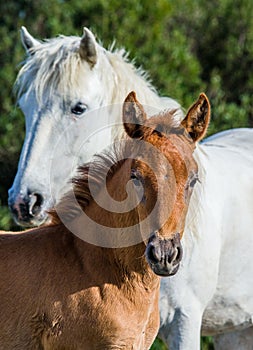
71, 102, 87, 116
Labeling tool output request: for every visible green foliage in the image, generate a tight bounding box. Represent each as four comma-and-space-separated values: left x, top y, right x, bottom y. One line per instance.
151, 338, 167, 350
201, 336, 214, 350
0, 205, 13, 230
168, 0, 253, 130
0, 2, 252, 346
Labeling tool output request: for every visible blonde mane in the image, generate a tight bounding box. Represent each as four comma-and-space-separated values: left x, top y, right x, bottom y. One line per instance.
15, 34, 162, 109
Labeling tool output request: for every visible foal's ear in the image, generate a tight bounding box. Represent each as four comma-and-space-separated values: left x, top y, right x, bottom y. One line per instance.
181, 93, 210, 142
79, 27, 97, 67
123, 92, 147, 138
20, 26, 41, 54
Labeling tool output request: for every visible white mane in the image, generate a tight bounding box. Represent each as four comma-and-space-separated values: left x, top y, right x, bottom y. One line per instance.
15, 36, 82, 105
15, 34, 182, 116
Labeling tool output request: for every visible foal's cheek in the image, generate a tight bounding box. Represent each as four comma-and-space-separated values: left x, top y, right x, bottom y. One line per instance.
140, 194, 146, 204
184, 180, 196, 202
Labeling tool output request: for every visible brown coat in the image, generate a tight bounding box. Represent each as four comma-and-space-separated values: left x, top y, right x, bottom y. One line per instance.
0, 226, 159, 349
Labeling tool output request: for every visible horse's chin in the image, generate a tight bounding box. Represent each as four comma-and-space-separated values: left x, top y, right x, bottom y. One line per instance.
13, 213, 49, 228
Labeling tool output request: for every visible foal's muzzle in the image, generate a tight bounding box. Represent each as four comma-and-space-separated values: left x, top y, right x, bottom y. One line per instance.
145, 232, 183, 277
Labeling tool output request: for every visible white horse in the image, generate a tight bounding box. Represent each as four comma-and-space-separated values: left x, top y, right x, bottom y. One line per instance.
8, 26, 182, 227
159, 128, 253, 349
9, 28, 253, 349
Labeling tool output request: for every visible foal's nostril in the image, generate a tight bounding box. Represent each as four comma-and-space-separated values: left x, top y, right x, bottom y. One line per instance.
175, 245, 183, 263
29, 192, 44, 217
146, 234, 183, 276
147, 245, 162, 263
168, 244, 183, 265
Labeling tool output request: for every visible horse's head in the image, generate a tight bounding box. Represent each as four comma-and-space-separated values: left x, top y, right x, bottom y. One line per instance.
123, 92, 210, 276
8, 27, 118, 227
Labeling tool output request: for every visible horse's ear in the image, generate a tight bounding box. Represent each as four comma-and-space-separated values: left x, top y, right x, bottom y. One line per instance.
20, 26, 41, 54
181, 93, 210, 142
79, 27, 97, 67
123, 91, 147, 139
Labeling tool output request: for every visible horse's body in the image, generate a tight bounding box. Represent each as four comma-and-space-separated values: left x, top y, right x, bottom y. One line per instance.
1, 92, 206, 349
8, 27, 182, 227
159, 128, 253, 349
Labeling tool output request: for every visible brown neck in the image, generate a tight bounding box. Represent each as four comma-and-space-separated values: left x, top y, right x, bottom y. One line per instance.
65, 158, 153, 280
90, 159, 148, 269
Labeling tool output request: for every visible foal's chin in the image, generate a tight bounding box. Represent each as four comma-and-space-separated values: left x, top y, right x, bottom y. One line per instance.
149, 262, 180, 277
145, 233, 183, 277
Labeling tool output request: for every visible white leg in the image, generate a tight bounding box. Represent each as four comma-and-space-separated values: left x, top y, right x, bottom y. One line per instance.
159, 308, 202, 350
213, 327, 253, 350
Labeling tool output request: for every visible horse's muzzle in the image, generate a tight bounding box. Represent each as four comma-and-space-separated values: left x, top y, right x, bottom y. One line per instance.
145, 232, 183, 277
8, 190, 47, 227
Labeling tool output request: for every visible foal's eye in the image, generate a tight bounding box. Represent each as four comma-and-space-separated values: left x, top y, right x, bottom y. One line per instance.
130, 170, 142, 187
71, 102, 88, 116
189, 173, 199, 188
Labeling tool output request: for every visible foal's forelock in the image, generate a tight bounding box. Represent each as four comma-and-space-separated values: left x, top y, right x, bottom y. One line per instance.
49, 143, 133, 224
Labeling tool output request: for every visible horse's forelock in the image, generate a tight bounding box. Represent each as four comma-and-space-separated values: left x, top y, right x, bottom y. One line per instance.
15, 32, 163, 113
15, 35, 91, 106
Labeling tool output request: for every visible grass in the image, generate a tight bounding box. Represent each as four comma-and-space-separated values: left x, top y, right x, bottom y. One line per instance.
151, 336, 214, 349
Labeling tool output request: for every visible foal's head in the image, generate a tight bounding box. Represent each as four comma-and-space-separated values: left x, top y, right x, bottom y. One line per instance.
123, 92, 210, 276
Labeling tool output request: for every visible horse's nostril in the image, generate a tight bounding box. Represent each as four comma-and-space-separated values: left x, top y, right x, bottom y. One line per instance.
29, 193, 44, 217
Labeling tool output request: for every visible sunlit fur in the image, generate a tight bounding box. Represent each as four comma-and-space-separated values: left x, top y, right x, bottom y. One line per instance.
0, 93, 203, 349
